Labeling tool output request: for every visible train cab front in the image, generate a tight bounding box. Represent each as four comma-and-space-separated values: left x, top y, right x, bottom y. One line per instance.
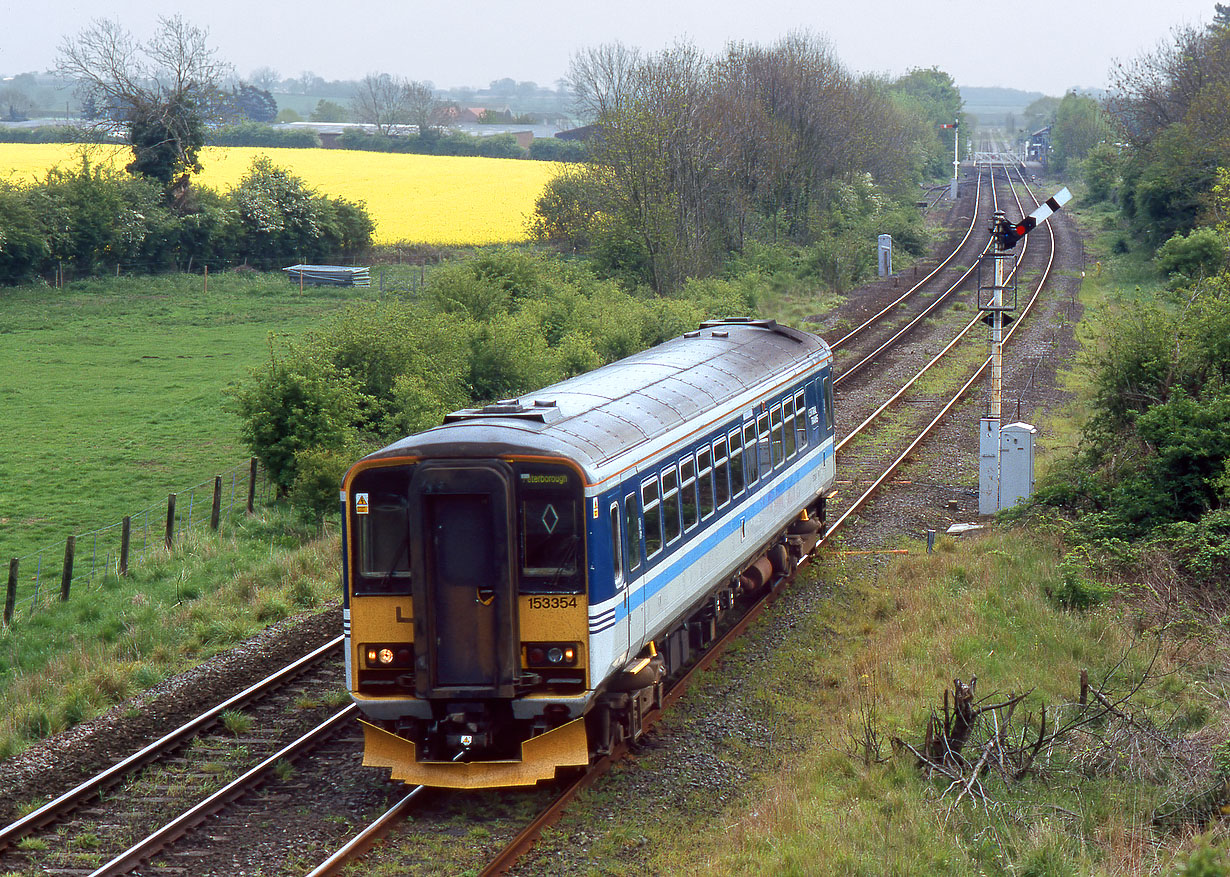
343, 455, 592, 789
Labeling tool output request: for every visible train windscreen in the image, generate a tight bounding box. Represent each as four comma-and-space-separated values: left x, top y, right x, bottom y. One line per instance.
515, 463, 584, 594
351, 465, 415, 595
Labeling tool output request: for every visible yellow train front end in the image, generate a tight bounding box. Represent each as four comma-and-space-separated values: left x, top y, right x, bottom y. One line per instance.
341, 453, 594, 789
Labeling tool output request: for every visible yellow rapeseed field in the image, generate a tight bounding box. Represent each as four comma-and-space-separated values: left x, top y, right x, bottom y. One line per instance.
0, 143, 558, 245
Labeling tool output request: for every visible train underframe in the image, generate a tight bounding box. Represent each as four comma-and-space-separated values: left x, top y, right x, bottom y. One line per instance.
361, 495, 828, 789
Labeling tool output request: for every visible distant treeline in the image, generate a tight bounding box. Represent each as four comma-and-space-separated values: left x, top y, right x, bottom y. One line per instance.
0, 122, 588, 162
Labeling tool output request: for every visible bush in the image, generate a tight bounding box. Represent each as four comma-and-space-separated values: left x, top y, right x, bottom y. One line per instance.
1156, 227, 1226, 283
227, 156, 372, 266
0, 182, 50, 283
208, 122, 321, 148
229, 351, 361, 495
1043, 559, 1112, 611
529, 138, 588, 162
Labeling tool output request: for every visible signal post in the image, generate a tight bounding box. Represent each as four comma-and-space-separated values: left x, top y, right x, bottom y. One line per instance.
977, 187, 1070, 514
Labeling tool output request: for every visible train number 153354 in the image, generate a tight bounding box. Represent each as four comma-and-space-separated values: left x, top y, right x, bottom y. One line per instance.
528, 595, 578, 610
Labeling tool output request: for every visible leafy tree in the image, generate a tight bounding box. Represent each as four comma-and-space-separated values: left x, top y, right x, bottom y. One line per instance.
230, 349, 361, 496
310, 99, 348, 122
1082, 143, 1120, 202
1051, 92, 1108, 171
1156, 227, 1227, 282
0, 182, 49, 283
57, 16, 230, 190
227, 84, 278, 123
1022, 95, 1060, 132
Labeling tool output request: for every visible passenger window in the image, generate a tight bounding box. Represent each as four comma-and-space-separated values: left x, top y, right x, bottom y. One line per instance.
680, 456, 699, 531
697, 446, 715, 519
714, 437, 730, 508
783, 397, 797, 459
728, 428, 744, 496
642, 478, 663, 558
609, 504, 624, 589
623, 493, 641, 571
770, 404, 784, 467
795, 390, 809, 450
662, 464, 681, 545
757, 413, 771, 479
743, 422, 758, 487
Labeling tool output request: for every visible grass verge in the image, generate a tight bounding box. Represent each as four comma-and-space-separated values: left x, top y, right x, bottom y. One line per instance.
0, 502, 339, 761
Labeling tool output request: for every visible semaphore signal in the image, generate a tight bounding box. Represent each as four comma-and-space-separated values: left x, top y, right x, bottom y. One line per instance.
995, 187, 1071, 249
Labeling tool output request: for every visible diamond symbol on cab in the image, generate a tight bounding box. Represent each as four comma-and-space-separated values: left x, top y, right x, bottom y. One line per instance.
541, 503, 559, 534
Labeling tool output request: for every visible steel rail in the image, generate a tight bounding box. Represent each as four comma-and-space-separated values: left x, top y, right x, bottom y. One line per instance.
305, 164, 1065, 877
0, 634, 343, 851
821, 165, 1058, 540
834, 162, 1042, 387
830, 165, 988, 351
89, 704, 358, 876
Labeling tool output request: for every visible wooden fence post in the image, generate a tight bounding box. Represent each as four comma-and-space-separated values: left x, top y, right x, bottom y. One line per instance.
210, 476, 223, 530
247, 458, 257, 514
120, 516, 131, 576
165, 494, 177, 549
4, 558, 16, 625
60, 536, 75, 601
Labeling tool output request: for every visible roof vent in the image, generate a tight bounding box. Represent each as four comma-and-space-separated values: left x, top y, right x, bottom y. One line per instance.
443, 399, 562, 425
697, 318, 806, 344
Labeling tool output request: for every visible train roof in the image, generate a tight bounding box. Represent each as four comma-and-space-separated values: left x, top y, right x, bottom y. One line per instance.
360, 319, 831, 481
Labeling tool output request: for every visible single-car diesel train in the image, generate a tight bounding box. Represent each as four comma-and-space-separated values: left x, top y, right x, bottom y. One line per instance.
341, 318, 837, 788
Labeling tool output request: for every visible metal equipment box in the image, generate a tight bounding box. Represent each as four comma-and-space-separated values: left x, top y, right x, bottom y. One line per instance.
999, 422, 1037, 509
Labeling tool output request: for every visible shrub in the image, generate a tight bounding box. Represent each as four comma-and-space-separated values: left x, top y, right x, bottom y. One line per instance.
529, 138, 588, 162
229, 349, 361, 495
1156, 227, 1226, 283
209, 122, 320, 148
0, 181, 50, 283
226, 156, 372, 266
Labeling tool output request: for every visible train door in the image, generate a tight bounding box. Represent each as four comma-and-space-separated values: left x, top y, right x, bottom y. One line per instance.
607, 500, 630, 661
409, 461, 519, 698
623, 488, 646, 650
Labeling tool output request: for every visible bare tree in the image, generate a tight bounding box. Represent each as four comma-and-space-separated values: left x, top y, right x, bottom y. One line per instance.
351, 72, 411, 135
57, 15, 230, 188
351, 73, 446, 137
403, 80, 449, 141
249, 65, 280, 93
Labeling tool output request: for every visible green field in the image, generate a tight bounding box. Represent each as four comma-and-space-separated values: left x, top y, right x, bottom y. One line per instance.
0, 271, 394, 563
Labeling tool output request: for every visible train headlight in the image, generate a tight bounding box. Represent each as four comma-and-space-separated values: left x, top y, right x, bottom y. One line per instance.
524, 642, 579, 667
363, 643, 413, 668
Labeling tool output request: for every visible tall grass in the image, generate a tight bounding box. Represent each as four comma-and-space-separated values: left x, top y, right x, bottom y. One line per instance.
0, 502, 338, 763
659, 532, 1218, 875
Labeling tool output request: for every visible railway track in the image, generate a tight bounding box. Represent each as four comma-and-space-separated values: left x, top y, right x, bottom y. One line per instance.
1, 159, 1075, 876
0, 639, 350, 875
311, 161, 1072, 875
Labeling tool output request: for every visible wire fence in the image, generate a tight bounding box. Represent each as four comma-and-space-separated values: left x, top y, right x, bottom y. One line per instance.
3, 458, 275, 626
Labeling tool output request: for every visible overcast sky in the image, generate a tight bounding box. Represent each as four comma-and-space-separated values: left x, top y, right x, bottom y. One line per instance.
0, 0, 1219, 96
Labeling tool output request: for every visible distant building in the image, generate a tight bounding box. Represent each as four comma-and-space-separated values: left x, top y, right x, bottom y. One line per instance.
1026, 125, 1051, 166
